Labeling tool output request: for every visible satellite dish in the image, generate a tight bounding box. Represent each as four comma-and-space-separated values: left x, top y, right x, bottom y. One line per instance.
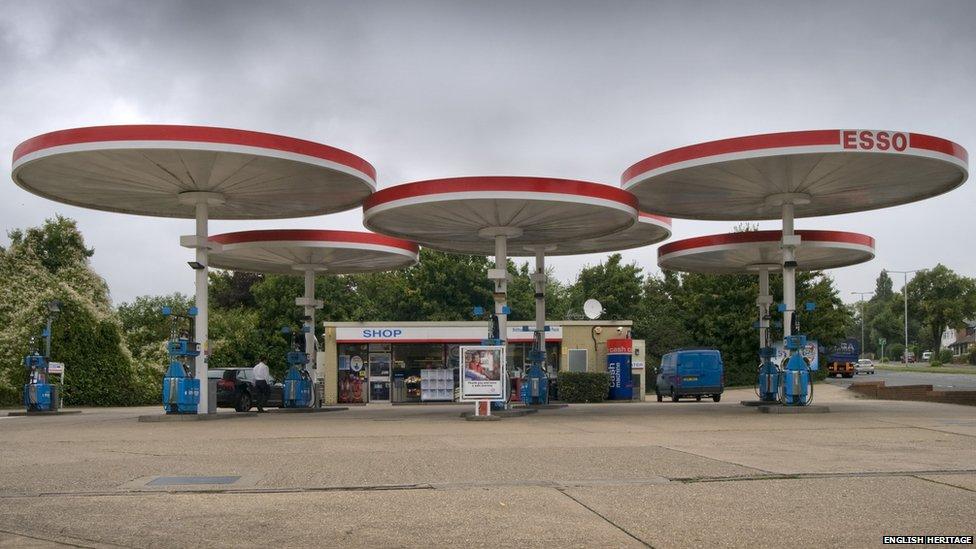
583, 299, 603, 320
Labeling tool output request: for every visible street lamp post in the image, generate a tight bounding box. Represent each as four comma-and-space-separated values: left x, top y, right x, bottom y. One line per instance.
851, 291, 873, 359
888, 269, 922, 364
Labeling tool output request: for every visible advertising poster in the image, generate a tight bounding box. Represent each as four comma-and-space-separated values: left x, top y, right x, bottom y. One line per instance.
772, 340, 819, 370
460, 345, 506, 401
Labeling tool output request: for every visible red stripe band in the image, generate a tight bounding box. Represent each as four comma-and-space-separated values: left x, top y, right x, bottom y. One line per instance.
13, 125, 376, 182
363, 176, 638, 211
658, 230, 875, 258
639, 212, 672, 226
210, 229, 418, 253
623, 129, 967, 184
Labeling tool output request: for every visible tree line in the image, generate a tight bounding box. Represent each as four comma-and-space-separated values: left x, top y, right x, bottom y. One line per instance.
5, 216, 971, 406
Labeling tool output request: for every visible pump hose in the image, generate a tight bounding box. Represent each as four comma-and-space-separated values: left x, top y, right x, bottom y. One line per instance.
804, 362, 814, 406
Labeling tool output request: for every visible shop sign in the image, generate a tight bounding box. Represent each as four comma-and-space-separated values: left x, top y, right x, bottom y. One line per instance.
459, 345, 506, 401
336, 325, 563, 343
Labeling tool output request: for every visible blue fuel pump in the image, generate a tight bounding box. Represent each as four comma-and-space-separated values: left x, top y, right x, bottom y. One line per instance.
520, 337, 549, 405
281, 326, 312, 408
756, 347, 780, 402
473, 305, 512, 411
23, 300, 61, 412
778, 302, 816, 406
161, 306, 200, 414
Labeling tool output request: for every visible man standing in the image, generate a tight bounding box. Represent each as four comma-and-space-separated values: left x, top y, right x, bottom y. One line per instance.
253, 356, 271, 413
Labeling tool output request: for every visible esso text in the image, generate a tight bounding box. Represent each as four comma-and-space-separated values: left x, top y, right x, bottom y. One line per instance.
841, 130, 908, 152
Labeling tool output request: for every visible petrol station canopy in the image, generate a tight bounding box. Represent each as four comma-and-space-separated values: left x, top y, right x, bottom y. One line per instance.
622, 129, 968, 220
658, 230, 876, 274
208, 229, 419, 274
514, 212, 671, 256
362, 176, 639, 254
11, 124, 376, 219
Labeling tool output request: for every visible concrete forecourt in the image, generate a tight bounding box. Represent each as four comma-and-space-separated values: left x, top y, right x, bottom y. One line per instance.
1, 384, 974, 548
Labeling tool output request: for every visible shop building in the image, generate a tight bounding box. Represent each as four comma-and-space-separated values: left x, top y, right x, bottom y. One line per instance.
321, 320, 634, 405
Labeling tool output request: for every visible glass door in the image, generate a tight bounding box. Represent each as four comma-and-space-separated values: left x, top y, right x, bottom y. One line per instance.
368, 345, 392, 402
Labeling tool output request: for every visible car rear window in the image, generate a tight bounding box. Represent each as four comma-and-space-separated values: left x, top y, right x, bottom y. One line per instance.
222, 370, 237, 381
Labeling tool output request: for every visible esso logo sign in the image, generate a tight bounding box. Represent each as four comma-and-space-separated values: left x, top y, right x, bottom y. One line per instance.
842, 130, 908, 152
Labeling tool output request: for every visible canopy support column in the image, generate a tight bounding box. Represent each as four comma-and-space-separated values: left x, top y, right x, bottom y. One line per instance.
194, 201, 209, 414
292, 264, 325, 381
757, 267, 771, 348
533, 248, 546, 353
494, 235, 509, 341
304, 268, 316, 374
782, 202, 796, 338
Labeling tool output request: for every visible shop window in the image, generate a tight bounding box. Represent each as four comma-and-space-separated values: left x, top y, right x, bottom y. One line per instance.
338, 344, 368, 404
391, 344, 446, 403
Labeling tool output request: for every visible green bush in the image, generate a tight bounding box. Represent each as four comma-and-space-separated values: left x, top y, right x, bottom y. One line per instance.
968, 349, 976, 365
938, 349, 953, 364
557, 371, 611, 403
889, 343, 905, 362
930, 360, 942, 368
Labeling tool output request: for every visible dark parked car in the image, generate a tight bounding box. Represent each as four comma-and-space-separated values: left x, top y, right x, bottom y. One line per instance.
208, 368, 283, 411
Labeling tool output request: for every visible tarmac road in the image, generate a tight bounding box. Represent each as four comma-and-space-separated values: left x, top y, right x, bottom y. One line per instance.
825, 368, 976, 390
0, 384, 973, 548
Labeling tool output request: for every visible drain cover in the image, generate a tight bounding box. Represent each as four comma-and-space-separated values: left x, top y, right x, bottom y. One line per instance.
148, 476, 241, 486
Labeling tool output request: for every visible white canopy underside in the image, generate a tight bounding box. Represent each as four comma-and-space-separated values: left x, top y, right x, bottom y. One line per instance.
14, 148, 372, 219
630, 152, 965, 220
366, 198, 635, 255
512, 217, 669, 256
659, 241, 874, 274
209, 242, 416, 275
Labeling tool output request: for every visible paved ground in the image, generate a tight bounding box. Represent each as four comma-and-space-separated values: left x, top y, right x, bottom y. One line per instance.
0, 384, 974, 548
825, 368, 976, 390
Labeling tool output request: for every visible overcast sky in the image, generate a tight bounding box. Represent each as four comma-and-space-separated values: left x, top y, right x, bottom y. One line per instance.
1, 0, 974, 306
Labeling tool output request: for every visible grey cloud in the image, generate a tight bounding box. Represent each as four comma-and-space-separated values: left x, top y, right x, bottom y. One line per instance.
1, 0, 974, 303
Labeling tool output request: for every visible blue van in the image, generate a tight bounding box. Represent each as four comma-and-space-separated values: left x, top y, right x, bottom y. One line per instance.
655, 349, 724, 402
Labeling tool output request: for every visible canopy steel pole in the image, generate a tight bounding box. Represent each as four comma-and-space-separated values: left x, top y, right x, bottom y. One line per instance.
495, 234, 508, 342
534, 248, 546, 352
304, 268, 316, 374
194, 199, 209, 415
782, 202, 796, 338
758, 267, 770, 348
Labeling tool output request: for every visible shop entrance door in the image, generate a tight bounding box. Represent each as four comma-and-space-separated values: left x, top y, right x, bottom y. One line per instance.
368, 348, 392, 402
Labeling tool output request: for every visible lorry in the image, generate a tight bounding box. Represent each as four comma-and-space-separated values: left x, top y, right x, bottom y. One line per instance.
826, 339, 859, 378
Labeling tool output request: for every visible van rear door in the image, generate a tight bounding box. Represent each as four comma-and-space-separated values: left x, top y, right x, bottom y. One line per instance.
699, 352, 722, 388
679, 353, 704, 386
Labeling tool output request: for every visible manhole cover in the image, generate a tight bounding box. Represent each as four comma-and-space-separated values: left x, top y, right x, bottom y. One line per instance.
148, 476, 241, 486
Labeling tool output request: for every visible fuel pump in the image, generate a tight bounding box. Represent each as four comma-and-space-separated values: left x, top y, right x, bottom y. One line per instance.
161, 306, 201, 414
778, 302, 815, 406
23, 300, 61, 412
520, 332, 549, 405
754, 310, 779, 403
472, 305, 510, 411
281, 325, 312, 408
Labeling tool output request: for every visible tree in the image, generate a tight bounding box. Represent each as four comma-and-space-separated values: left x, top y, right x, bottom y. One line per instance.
5, 215, 95, 275
210, 270, 262, 308
0, 217, 154, 406
117, 293, 193, 364
635, 270, 691, 363
908, 265, 976, 351
567, 254, 644, 320
874, 270, 894, 301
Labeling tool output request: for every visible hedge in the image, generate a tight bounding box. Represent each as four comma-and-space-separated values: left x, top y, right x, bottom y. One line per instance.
557, 371, 610, 403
